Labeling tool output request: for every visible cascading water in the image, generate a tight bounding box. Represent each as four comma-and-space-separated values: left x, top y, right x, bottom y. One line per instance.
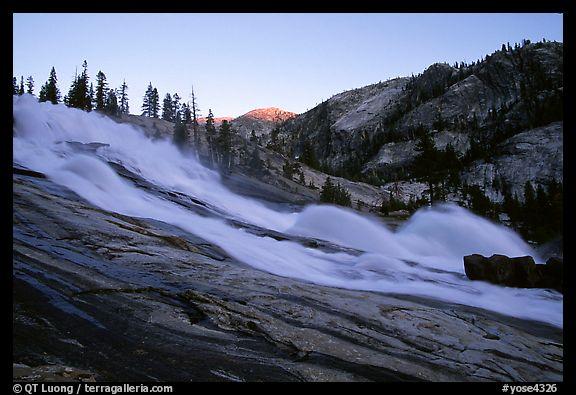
12, 94, 563, 327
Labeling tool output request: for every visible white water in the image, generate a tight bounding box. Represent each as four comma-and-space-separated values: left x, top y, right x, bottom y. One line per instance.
13, 95, 562, 327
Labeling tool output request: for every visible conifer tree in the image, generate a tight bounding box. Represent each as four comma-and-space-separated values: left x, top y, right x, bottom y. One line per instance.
43, 67, 61, 104
19, 76, 25, 95
282, 159, 295, 180
205, 109, 216, 166
105, 89, 119, 116
217, 120, 234, 172
25, 76, 34, 94
320, 177, 335, 203
181, 103, 191, 124
300, 140, 318, 168
172, 93, 181, 123
172, 118, 188, 148
66, 61, 91, 110
13, 77, 18, 95
162, 93, 173, 122
141, 83, 153, 116
88, 83, 94, 112
118, 80, 129, 115
413, 129, 439, 204
95, 71, 108, 111
150, 88, 160, 118
39, 84, 47, 102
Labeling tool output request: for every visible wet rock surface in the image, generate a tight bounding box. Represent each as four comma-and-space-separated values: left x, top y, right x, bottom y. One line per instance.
464, 254, 562, 293
13, 168, 563, 382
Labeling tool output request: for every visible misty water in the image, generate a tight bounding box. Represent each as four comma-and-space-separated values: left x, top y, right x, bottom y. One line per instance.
12, 94, 562, 327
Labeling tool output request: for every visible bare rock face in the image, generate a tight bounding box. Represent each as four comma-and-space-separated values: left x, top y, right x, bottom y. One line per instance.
460, 122, 563, 202
276, 41, 562, 203
464, 254, 562, 292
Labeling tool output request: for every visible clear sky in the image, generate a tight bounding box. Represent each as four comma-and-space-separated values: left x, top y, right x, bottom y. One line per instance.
13, 13, 563, 118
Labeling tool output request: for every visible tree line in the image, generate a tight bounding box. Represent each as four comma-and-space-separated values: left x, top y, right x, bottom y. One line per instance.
14, 61, 129, 117
14, 61, 242, 176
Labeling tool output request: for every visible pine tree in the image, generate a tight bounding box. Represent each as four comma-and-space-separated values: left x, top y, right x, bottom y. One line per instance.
413, 129, 439, 204
82, 61, 92, 111
282, 159, 296, 180
43, 67, 61, 104
150, 88, 159, 118
320, 177, 335, 203
172, 93, 181, 123
39, 84, 47, 102
95, 71, 108, 111
19, 76, 25, 95
216, 120, 234, 172
13, 77, 18, 95
180, 103, 190, 124
205, 109, 216, 166
141, 83, 153, 116
105, 89, 119, 116
172, 118, 188, 148
88, 83, 94, 112
300, 140, 318, 168
66, 61, 91, 110
25, 76, 34, 94
162, 93, 173, 122
118, 80, 129, 115
334, 182, 351, 206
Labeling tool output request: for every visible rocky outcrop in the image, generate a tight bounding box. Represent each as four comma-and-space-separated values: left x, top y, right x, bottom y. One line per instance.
13, 164, 563, 381
275, 41, 562, 203
13, 363, 96, 382
460, 122, 563, 202
464, 254, 562, 292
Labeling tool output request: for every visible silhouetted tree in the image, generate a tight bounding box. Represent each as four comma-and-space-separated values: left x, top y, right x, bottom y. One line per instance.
141, 83, 153, 117
95, 71, 108, 111
216, 120, 234, 172
19, 76, 25, 95
181, 103, 191, 124
118, 80, 129, 115
65, 61, 91, 110
25, 76, 34, 94
205, 109, 217, 166
172, 93, 181, 123
105, 89, 119, 116
39, 67, 61, 104
162, 93, 173, 122
413, 129, 439, 204
150, 88, 159, 118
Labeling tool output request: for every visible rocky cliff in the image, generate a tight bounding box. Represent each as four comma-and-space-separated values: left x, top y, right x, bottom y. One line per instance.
275, 40, 563, 203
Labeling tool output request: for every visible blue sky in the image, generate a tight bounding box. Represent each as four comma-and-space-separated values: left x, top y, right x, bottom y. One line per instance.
13, 13, 563, 117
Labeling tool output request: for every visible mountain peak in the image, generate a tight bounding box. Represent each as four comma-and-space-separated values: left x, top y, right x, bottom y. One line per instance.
239, 107, 297, 123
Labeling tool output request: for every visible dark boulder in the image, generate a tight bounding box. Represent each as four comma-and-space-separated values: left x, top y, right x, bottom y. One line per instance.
464, 254, 562, 293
